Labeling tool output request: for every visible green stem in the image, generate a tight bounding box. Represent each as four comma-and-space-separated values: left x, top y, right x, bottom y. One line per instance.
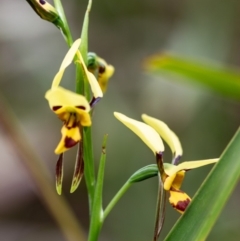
76, 0, 95, 213
103, 181, 132, 221
53, 0, 73, 46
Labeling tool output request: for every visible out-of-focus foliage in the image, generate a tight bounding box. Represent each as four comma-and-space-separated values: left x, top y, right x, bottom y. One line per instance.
145, 54, 240, 101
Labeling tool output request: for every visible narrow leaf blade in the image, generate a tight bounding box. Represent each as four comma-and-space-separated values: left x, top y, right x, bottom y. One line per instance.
145, 54, 240, 100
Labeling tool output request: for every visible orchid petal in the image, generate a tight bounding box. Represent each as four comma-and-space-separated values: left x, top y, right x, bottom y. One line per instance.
45, 86, 90, 112
163, 165, 185, 190
163, 159, 218, 177
97, 57, 115, 93
169, 189, 191, 214
52, 39, 81, 88
78, 54, 103, 98
174, 159, 219, 174
142, 114, 183, 159
114, 112, 164, 154
55, 126, 81, 154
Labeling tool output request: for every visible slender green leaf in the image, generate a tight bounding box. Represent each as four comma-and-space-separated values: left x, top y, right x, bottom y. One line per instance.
88, 135, 108, 241
77, 0, 92, 100
53, 0, 73, 46
164, 128, 240, 241
145, 54, 240, 100
80, 0, 92, 62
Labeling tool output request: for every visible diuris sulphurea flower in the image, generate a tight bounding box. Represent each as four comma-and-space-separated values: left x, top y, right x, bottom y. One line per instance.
87, 52, 115, 93
114, 112, 218, 213
45, 39, 103, 194
45, 87, 91, 154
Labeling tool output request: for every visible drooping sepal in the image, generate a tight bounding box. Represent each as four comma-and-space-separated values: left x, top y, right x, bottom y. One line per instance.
56, 153, 64, 195
70, 142, 85, 193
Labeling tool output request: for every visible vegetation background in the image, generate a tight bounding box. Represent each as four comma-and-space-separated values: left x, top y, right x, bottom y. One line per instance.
0, 0, 239, 240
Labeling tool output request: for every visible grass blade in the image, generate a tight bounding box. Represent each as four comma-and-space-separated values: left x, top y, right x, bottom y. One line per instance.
145, 54, 240, 100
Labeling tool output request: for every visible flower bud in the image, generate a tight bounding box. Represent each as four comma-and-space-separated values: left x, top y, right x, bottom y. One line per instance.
26, 0, 63, 27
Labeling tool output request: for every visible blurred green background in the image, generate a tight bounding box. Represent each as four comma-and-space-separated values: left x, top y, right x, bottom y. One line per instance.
0, 0, 240, 240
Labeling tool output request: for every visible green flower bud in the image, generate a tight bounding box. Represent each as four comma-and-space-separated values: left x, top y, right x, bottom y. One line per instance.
87, 52, 98, 70
129, 164, 158, 183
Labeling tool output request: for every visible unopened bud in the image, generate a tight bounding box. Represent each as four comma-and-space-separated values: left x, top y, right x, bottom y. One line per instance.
129, 164, 158, 183
26, 0, 63, 28
87, 52, 115, 93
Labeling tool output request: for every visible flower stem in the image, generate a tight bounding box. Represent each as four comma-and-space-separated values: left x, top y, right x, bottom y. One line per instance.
103, 181, 132, 221
77, 0, 95, 212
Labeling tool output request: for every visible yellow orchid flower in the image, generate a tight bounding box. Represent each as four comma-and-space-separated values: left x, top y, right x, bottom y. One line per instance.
114, 112, 219, 213
45, 39, 102, 194
45, 86, 91, 154
45, 86, 91, 194
87, 53, 115, 93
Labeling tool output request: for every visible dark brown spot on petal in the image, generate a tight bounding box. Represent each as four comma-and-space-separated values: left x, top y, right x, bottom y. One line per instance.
76, 106, 86, 110
53, 106, 62, 111
65, 137, 78, 148
98, 64, 106, 74
174, 198, 191, 212
39, 0, 46, 5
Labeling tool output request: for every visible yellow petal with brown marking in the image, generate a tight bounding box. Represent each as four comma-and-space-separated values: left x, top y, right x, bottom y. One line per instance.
55, 126, 81, 154
169, 189, 191, 214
